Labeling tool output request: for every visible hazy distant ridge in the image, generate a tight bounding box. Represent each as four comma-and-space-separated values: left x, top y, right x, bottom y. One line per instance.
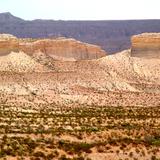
1, 12, 160, 53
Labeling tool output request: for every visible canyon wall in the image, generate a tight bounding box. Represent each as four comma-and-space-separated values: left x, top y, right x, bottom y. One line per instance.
0, 34, 19, 55
0, 34, 106, 60
2, 12, 160, 54
131, 33, 160, 58
19, 38, 106, 60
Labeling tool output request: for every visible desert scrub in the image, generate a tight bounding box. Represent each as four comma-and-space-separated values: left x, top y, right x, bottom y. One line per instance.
0, 104, 160, 159
58, 140, 93, 153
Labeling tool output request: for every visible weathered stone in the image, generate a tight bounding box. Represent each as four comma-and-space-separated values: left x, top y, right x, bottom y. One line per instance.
131, 33, 160, 58
0, 34, 106, 60
0, 34, 19, 55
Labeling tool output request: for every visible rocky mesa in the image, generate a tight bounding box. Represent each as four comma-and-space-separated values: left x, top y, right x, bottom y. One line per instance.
131, 33, 160, 58
0, 34, 19, 55
0, 33, 160, 107
0, 34, 106, 61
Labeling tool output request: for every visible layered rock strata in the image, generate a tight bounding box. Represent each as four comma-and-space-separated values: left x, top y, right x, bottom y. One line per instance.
131, 33, 160, 58
0, 34, 19, 55
0, 34, 106, 60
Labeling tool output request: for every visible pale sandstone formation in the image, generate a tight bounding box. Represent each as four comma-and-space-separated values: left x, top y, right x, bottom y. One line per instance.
0, 34, 106, 60
0, 51, 51, 72
131, 33, 160, 58
0, 34, 19, 55
19, 38, 106, 60
0, 33, 160, 107
0, 49, 160, 107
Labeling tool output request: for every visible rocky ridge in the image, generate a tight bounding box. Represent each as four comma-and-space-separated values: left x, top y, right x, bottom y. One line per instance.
131, 33, 160, 58
0, 34, 106, 61
0, 34, 19, 55
1, 12, 160, 54
0, 51, 51, 72
0, 33, 160, 107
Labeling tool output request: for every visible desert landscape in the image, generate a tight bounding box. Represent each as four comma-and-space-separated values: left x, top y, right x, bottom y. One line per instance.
0, 31, 159, 160
1, 12, 160, 54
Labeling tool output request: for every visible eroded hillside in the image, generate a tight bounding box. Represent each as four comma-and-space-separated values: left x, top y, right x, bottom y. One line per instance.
0, 33, 160, 160
131, 33, 160, 58
0, 34, 106, 60
1, 12, 160, 53
0, 33, 159, 107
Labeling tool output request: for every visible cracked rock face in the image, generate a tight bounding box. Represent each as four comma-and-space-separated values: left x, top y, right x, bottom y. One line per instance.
131, 33, 160, 58
0, 34, 106, 61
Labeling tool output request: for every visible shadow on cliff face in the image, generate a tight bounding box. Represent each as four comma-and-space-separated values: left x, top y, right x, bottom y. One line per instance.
0, 34, 106, 60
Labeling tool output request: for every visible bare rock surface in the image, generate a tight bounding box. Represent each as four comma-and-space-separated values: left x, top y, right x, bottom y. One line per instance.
0, 50, 160, 107
0, 34, 19, 55
0, 34, 106, 60
19, 37, 106, 60
131, 33, 160, 58
2, 12, 160, 54
0, 33, 160, 107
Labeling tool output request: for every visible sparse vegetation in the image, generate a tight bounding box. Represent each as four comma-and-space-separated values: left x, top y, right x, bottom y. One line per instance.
0, 104, 159, 159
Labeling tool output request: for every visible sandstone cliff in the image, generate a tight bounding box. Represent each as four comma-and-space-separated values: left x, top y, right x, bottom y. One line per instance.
131, 33, 160, 58
19, 37, 106, 60
0, 34, 106, 60
2, 12, 160, 54
0, 33, 160, 107
0, 34, 19, 55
